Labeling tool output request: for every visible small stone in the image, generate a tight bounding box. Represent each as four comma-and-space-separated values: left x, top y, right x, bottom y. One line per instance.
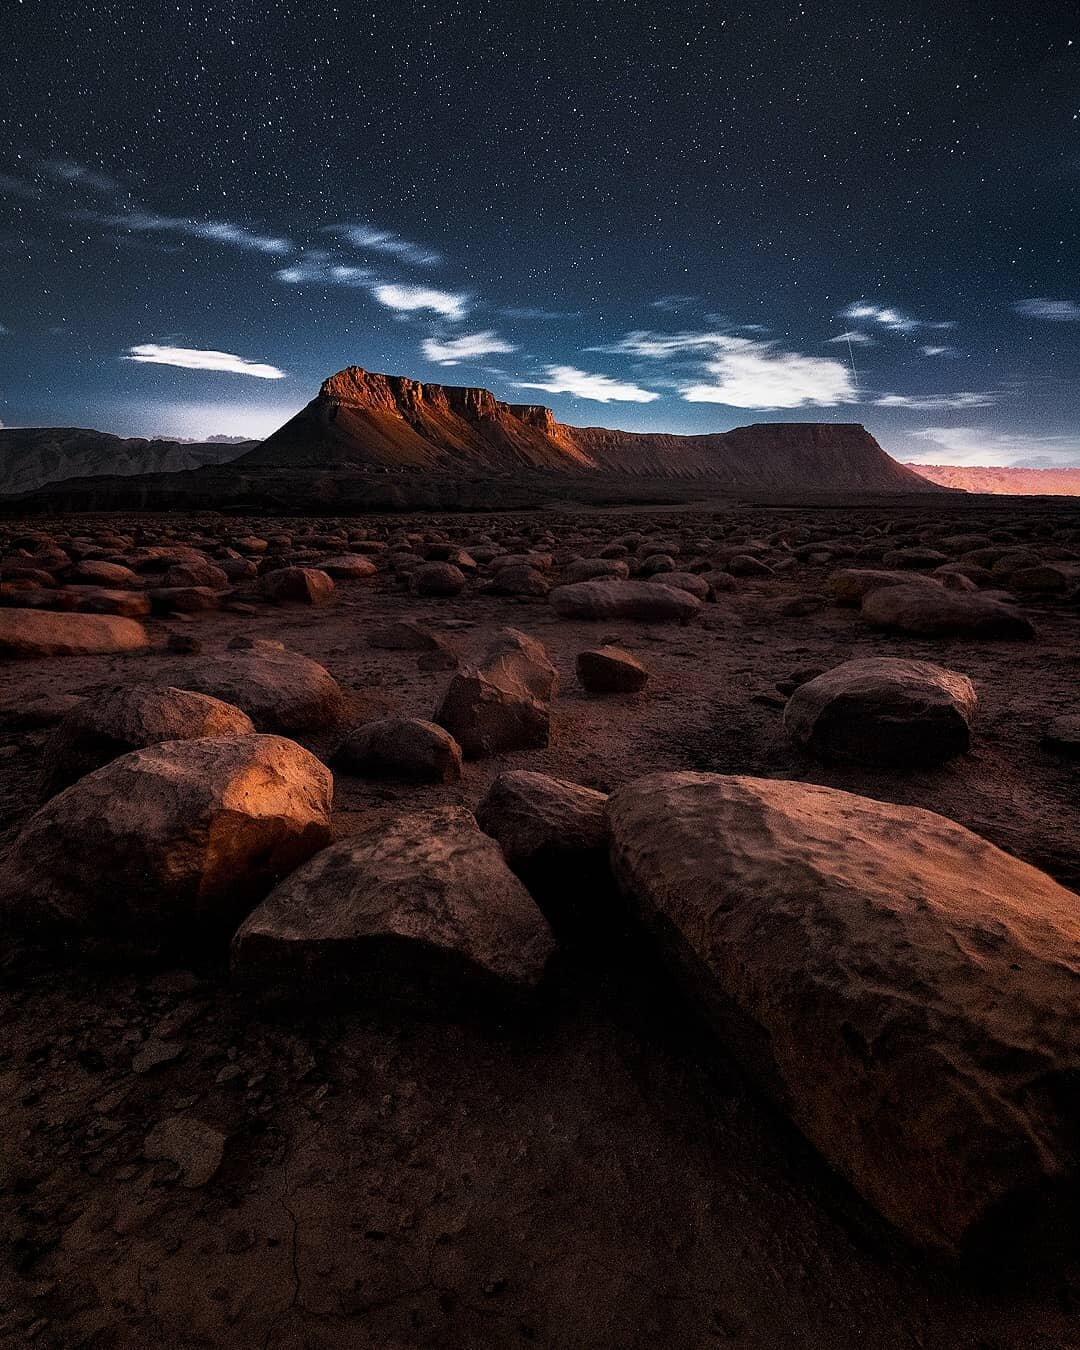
144, 1116, 226, 1187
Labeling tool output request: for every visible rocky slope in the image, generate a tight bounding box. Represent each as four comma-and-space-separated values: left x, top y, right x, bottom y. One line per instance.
906, 463, 1080, 496
0, 428, 254, 496
243, 366, 936, 492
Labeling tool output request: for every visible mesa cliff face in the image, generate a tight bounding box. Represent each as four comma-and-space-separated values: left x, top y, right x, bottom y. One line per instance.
240, 365, 937, 492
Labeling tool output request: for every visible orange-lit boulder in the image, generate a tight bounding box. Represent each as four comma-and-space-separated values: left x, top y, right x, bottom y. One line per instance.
0, 735, 332, 944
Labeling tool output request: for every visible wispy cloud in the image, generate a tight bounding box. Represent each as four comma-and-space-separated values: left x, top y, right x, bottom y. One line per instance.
75, 209, 293, 255
274, 256, 471, 318
43, 158, 121, 195
422, 330, 518, 365
841, 302, 953, 334
874, 391, 999, 410
0, 172, 44, 201
593, 330, 723, 358
274, 254, 373, 285
649, 294, 697, 312
828, 330, 877, 346
1013, 298, 1080, 321
909, 425, 1080, 468
326, 223, 441, 267
124, 344, 286, 379
516, 365, 660, 403
499, 306, 582, 321
919, 345, 956, 357
371, 283, 470, 320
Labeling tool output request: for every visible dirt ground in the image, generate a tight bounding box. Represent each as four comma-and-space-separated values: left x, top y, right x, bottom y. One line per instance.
2, 499, 1079, 1349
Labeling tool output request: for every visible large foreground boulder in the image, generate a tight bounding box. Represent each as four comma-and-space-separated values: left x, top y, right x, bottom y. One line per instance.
549, 580, 701, 623
783, 658, 977, 765
40, 685, 256, 797
0, 736, 333, 945
183, 644, 346, 733
861, 585, 1035, 639
607, 772, 1080, 1256
232, 805, 554, 1001
0, 608, 150, 657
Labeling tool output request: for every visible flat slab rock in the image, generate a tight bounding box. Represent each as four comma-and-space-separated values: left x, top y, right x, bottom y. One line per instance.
549, 579, 701, 622
860, 584, 1035, 639
606, 771, 1080, 1256
233, 804, 555, 1001
0, 607, 150, 656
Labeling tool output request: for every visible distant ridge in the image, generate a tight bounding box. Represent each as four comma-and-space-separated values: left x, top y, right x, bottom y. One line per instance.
906, 462, 1080, 496
0, 427, 254, 495
240, 365, 937, 493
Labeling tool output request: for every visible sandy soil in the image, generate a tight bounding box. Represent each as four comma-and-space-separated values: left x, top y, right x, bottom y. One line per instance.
1, 500, 1079, 1349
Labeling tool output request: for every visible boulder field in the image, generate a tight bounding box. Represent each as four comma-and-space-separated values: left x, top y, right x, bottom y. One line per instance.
1, 496, 1079, 1347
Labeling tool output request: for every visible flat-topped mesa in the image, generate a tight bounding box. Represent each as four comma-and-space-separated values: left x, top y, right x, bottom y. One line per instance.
237, 365, 939, 491
320, 367, 507, 423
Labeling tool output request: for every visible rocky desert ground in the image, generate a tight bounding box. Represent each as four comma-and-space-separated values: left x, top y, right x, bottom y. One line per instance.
2, 495, 1080, 1349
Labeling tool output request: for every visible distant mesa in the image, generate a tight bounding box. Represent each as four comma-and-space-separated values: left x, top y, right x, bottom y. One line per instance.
3, 365, 945, 511
906, 462, 1080, 496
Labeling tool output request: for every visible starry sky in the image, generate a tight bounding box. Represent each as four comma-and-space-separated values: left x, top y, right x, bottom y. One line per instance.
2, 0, 1078, 465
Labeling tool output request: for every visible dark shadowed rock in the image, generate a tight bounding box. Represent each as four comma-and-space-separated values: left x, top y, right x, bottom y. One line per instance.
40, 684, 256, 797
333, 716, 462, 783
565, 557, 629, 583
783, 657, 977, 765
828, 569, 943, 607
231, 805, 554, 1001
487, 563, 550, 596
476, 770, 607, 871
434, 669, 549, 758
0, 735, 333, 945
183, 645, 346, 733
576, 645, 649, 693
1043, 714, 1080, 759
607, 771, 1080, 1256
261, 567, 335, 605
413, 562, 466, 597
367, 618, 446, 650
650, 571, 710, 599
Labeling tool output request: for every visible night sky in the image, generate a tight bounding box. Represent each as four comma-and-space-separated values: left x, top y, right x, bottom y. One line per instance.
2, 1, 1078, 465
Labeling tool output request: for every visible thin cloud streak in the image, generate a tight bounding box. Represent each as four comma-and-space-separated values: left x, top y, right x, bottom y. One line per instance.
327, 224, 442, 267
874, 391, 1000, 410
516, 365, 660, 402
123, 344, 287, 379
1014, 298, 1080, 321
